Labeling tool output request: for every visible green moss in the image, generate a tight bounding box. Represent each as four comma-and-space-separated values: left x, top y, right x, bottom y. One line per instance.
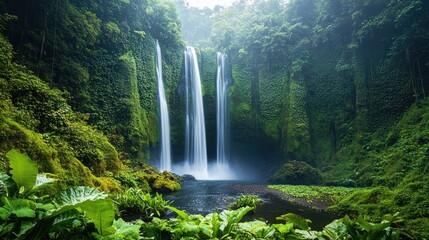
282, 76, 312, 161
113, 168, 152, 192
151, 171, 181, 193
0, 30, 123, 189
0, 117, 63, 175
118, 51, 150, 162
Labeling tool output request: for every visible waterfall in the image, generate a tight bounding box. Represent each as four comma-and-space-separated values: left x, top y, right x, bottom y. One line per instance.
216, 52, 233, 165
183, 46, 208, 178
155, 40, 172, 172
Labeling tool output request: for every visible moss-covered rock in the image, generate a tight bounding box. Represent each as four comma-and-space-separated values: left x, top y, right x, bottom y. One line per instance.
151, 171, 181, 193
269, 160, 322, 185
112, 166, 181, 193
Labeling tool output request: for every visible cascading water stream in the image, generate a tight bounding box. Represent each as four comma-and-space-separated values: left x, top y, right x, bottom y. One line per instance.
174, 48, 237, 180
183, 46, 208, 178
216, 53, 233, 165
155, 40, 171, 172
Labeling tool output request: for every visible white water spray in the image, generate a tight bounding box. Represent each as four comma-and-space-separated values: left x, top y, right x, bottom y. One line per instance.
155, 40, 171, 171
182, 46, 208, 178
216, 52, 233, 165
173, 49, 237, 180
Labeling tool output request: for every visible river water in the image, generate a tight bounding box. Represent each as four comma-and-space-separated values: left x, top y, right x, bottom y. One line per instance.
163, 180, 338, 230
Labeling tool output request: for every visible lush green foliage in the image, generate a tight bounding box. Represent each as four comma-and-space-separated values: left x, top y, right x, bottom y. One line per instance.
0, 25, 123, 188
1, 0, 428, 237
141, 205, 413, 239
0, 149, 416, 239
112, 166, 181, 193
270, 160, 323, 185
324, 99, 429, 237
114, 188, 169, 219
228, 194, 264, 211
269, 184, 363, 205
2, 0, 184, 164
0, 149, 137, 239
188, 1, 429, 236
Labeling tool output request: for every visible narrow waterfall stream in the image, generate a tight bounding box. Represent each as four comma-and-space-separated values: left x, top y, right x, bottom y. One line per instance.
155, 40, 172, 171
181, 46, 209, 178
216, 52, 233, 165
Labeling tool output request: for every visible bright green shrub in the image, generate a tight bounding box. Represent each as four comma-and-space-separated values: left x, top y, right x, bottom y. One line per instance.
114, 188, 169, 220
229, 194, 264, 211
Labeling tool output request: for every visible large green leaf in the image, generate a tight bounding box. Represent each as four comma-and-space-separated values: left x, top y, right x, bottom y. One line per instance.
219, 206, 253, 236
0, 207, 11, 220
50, 209, 83, 232
276, 213, 311, 230
1, 197, 36, 218
112, 218, 140, 239
210, 212, 220, 238
34, 174, 56, 189
272, 223, 294, 234
167, 205, 190, 221
0, 173, 17, 197
319, 219, 349, 239
238, 220, 275, 238
49, 186, 108, 216
81, 199, 115, 236
21, 209, 82, 240
6, 149, 38, 193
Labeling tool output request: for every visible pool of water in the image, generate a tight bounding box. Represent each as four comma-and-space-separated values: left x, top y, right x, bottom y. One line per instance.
163, 180, 338, 230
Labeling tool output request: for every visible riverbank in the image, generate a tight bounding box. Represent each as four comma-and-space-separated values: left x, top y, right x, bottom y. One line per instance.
164, 180, 339, 229
231, 183, 363, 211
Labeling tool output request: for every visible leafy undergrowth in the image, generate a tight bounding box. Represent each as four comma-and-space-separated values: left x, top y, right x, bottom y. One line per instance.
228, 194, 264, 211
114, 188, 169, 220
320, 99, 429, 238
0, 150, 417, 239
269, 184, 364, 206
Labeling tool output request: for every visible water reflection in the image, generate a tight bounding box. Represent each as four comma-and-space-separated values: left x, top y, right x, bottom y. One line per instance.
163, 180, 338, 230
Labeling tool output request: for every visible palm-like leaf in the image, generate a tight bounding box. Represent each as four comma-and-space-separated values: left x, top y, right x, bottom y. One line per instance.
6, 150, 38, 193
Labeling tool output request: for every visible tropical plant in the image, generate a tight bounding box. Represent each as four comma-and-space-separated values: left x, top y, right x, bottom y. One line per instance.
141, 206, 254, 239
140, 205, 415, 240
0, 149, 140, 239
228, 194, 264, 211
114, 187, 169, 219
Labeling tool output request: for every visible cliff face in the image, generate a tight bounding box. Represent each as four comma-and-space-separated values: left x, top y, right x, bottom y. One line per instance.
197, 0, 428, 178
1, 0, 184, 165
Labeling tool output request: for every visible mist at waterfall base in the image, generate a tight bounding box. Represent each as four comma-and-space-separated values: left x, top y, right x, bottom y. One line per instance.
172, 48, 237, 180
153, 45, 280, 180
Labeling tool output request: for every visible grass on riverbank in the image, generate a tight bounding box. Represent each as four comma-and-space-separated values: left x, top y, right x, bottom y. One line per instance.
268, 185, 365, 205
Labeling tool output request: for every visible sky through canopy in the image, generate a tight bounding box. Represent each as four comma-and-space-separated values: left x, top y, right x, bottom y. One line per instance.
184, 0, 235, 9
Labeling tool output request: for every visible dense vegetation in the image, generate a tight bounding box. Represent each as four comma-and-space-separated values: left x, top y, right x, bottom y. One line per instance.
1, 0, 429, 238
1, 151, 415, 239
0, 0, 184, 190
178, 0, 429, 236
